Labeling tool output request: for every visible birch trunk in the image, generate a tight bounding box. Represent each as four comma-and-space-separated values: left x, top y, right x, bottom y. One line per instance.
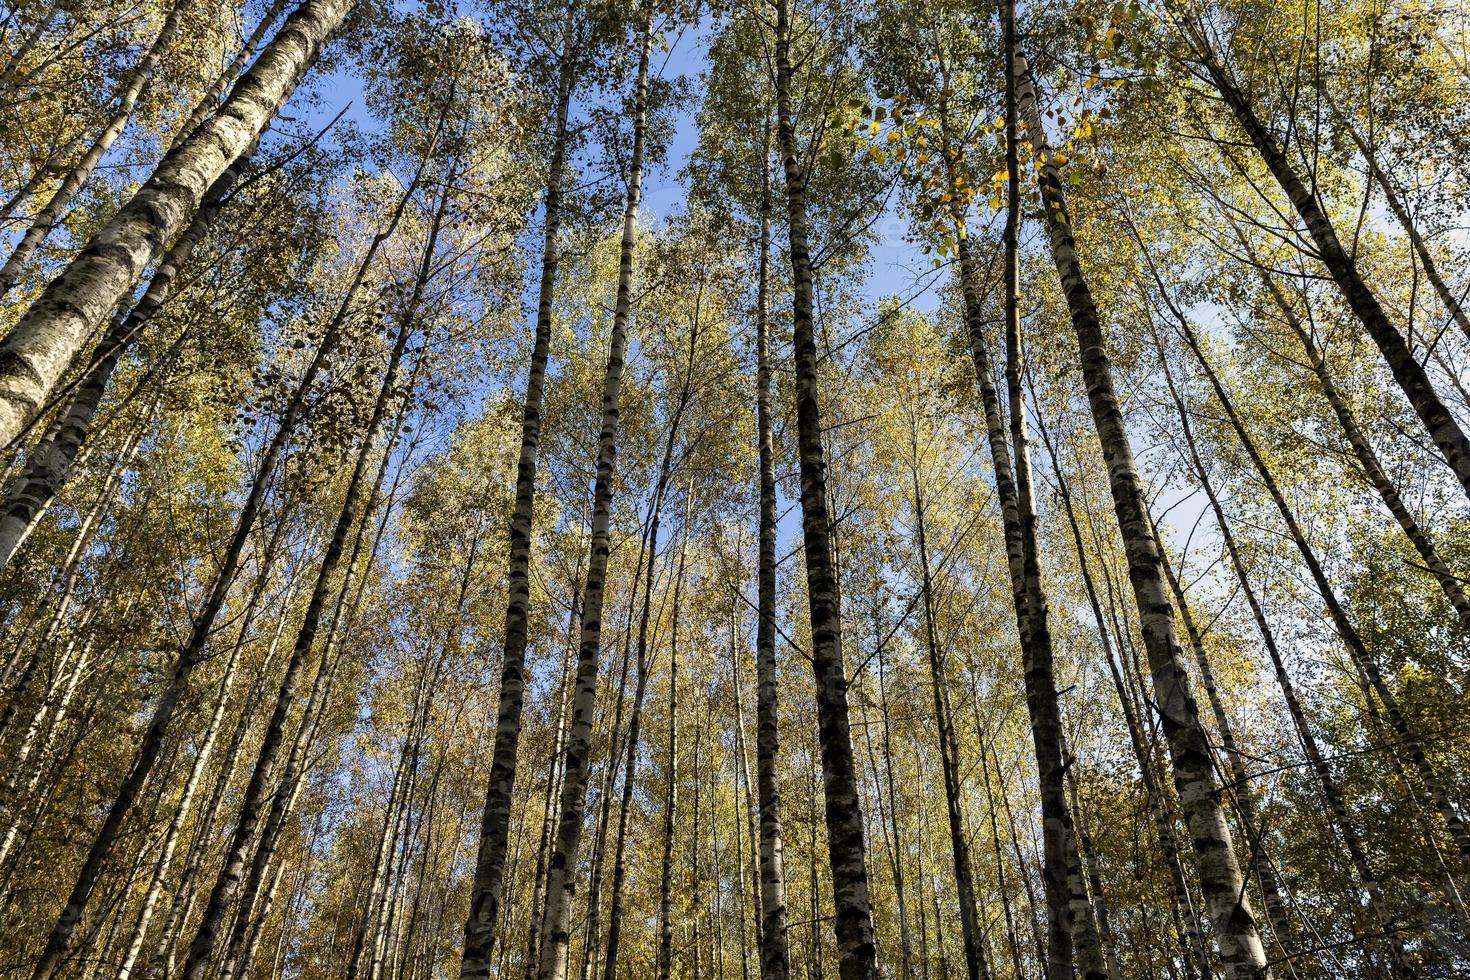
869, 639, 914, 980
527, 575, 581, 980
772, 1, 880, 973
23, 182, 399, 975
0, 0, 356, 448
909, 455, 992, 980
1002, 8, 1268, 973
1143, 501, 1290, 945
656, 541, 681, 980
752, 132, 792, 980
460, 7, 578, 970
535, 9, 650, 977
1035, 406, 1211, 980
603, 285, 701, 975
941, 49, 1101, 972
1328, 98, 1470, 343
170, 0, 292, 150
1188, 32, 1470, 502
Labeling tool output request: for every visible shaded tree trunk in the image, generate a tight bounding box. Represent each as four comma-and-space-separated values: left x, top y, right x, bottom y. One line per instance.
1188, 30, 1470, 502
772, 1, 880, 973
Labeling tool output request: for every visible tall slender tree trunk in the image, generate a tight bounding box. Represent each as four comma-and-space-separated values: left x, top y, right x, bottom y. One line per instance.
603, 391, 696, 980
1142, 501, 1290, 945
0, 398, 148, 747
111, 512, 285, 980
1064, 762, 1122, 980
731, 590, 765, 973
1002, 9, 1269, 974
0, 8, 57, 90
0, 148, 252, 571
535, 9, 650, 978
656, 526, 684, 980
977, 733, 1027, 980
528, 577, 581, 980
771, 2, 879, 974
0, 0, 356, 448
908, 454, 992, 980
0, 0, 191, 295
460, 7, 578, 971
170, 0, 292, 150
752, 129, 792, 980
349, 680, 425, 980
1325, 95, 1470, 343
1185, 28, 1470, 502
867, 635, 914, 980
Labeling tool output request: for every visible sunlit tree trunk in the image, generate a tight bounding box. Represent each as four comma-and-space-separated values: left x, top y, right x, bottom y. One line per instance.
528, 576, 581, 980
535, 9, 651, 978
863, 632, 913, 980
111, 511, 294, 980
1143, 503, 1290, 946
1034, 405, 1211, 980
460, 6, 578, 971
0, 0, 356, 449
908, 451, 992, 980
1065, 762, 1122, 980
940, 49, 1101, 971
603, 371, 697, 980
183, 278, 424, 980
170, 0, 292, 149
23, 166, 410, 974
1003, 8, 1268, 973
656, 523, 685, 980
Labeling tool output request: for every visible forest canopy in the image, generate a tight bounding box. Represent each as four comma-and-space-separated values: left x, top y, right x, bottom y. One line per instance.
0, 0, 1468, 977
